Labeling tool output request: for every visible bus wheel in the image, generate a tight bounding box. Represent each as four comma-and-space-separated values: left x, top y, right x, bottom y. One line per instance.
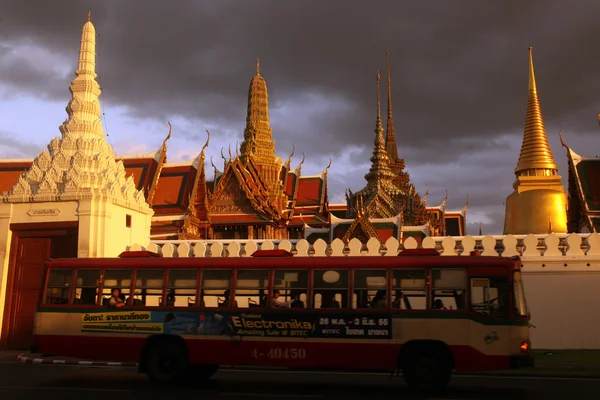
145, 340, 189, 384
403, 350, 451, 394
188, 364, 219, 380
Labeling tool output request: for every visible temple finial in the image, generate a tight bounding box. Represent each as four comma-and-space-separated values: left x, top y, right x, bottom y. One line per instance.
528, 47, 536, 92
376, 70, 382, 132
87, 11, 92, 21
256, 58, 260, 75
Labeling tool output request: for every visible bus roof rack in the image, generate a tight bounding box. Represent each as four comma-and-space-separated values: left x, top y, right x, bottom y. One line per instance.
118, 250, 162, 258
398, 248, 439, 256
251, 249, 294, 257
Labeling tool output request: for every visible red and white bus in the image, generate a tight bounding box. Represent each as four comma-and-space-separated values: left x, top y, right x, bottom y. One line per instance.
33, 248, 533, 393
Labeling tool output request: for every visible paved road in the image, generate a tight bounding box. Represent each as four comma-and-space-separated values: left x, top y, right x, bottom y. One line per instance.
1, 361, 599, 399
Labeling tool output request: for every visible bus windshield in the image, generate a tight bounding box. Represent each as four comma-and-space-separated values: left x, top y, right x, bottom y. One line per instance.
512, 270, 528, 317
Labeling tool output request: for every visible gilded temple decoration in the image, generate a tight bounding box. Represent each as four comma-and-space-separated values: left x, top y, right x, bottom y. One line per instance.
503, 47, 567, 234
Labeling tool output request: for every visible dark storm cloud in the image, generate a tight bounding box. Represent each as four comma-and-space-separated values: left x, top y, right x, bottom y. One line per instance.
2, 0, 600, 153
2, 0, 600, 234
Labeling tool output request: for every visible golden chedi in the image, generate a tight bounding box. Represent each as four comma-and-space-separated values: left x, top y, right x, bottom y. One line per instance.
503, 47, 567, 234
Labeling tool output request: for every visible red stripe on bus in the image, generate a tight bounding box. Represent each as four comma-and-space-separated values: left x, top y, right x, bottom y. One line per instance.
34, 334, 511, 372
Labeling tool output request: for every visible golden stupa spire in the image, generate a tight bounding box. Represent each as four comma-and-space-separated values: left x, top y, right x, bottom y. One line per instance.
256, 58, 260, 75
385, 47, 399, 161
87, 11, 91, 21
514, 47, 558, 176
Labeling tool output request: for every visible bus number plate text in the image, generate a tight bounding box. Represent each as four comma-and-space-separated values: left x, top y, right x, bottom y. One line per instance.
251, 347, 306, 360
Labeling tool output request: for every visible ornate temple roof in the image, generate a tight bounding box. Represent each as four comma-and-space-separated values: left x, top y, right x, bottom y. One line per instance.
346, 71, 405, 219
1, 13, 151, 214
514, 47, 558, 176
561, 131, 600, 232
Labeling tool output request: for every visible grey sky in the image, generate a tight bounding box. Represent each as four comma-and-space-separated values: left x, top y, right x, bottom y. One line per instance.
1, 0, 599, 234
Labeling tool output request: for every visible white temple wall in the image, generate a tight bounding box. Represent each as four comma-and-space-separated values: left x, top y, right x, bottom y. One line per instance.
0, 203, 12, 343
135, 234, 600, 349
78, 198, 151, 258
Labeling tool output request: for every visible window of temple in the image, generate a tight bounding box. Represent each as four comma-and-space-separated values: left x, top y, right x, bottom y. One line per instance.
235, 269, 270, 308
392, 269, 427, 310
353, 269, 387, 309
313, 269, 349, 309
431, 269, 466, 310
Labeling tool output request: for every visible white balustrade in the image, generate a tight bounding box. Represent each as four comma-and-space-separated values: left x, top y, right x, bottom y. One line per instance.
132, 233, 600, 266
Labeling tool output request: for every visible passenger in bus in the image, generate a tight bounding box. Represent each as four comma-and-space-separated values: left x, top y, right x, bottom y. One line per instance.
321, 293, 340, 308
198, 290, 205, 308
290, 290, 305, 308
433, 299, 447, 310
392, 290, 404, 309
271, 290, 294, 308
108, 288, 125, 308
220, 289, 238, 308
259, 290, 268, 307
371, 290, 387, 309
166, 289, 176, 306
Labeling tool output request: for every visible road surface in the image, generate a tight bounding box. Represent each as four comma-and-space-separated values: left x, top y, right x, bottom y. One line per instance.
0, 361, 599, 399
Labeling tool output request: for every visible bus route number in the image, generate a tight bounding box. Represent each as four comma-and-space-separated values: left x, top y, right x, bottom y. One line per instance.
251, 347, 306, 359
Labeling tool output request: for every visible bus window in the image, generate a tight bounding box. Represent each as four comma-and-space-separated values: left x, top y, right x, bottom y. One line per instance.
201, 270, 233, 307
45, 269, 74, 305
167, 270, 198, 307
353, 270, 387, 309
274, 270, 308, 308
432, 269, 466, 310
235, 269, 269, 308
102, 270, 133, 306
134, 270, 165, 307
470, 277, 510, 316
392, 269, 426, 310
73, 269, 100, 305
313, 269, 349, 309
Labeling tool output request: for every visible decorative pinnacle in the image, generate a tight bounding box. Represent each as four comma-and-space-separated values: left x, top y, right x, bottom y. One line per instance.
87, 11, 91, 21
514, 46, 558, 175
385, 47, 399, 161
528, 47, 536, 92
256, 58, 260, 75
376, 70, 382, 133
386, 48, 392, 119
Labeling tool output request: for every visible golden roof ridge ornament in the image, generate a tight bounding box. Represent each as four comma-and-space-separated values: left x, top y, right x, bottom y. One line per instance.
514, 47, 558, 175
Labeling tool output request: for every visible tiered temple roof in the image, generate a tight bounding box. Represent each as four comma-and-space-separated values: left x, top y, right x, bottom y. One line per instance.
561, 130, 600, 233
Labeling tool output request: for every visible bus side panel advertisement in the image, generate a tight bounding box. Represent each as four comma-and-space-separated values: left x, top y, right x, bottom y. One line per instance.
79, 311, 392, 339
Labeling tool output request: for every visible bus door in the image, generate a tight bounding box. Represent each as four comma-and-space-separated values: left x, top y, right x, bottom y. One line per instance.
468, 275, 512, 361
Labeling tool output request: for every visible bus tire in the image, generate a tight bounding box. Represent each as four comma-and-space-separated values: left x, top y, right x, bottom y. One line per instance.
188, 364, 219, 380
403, 349, 452, 394
145, 339, 189, 384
